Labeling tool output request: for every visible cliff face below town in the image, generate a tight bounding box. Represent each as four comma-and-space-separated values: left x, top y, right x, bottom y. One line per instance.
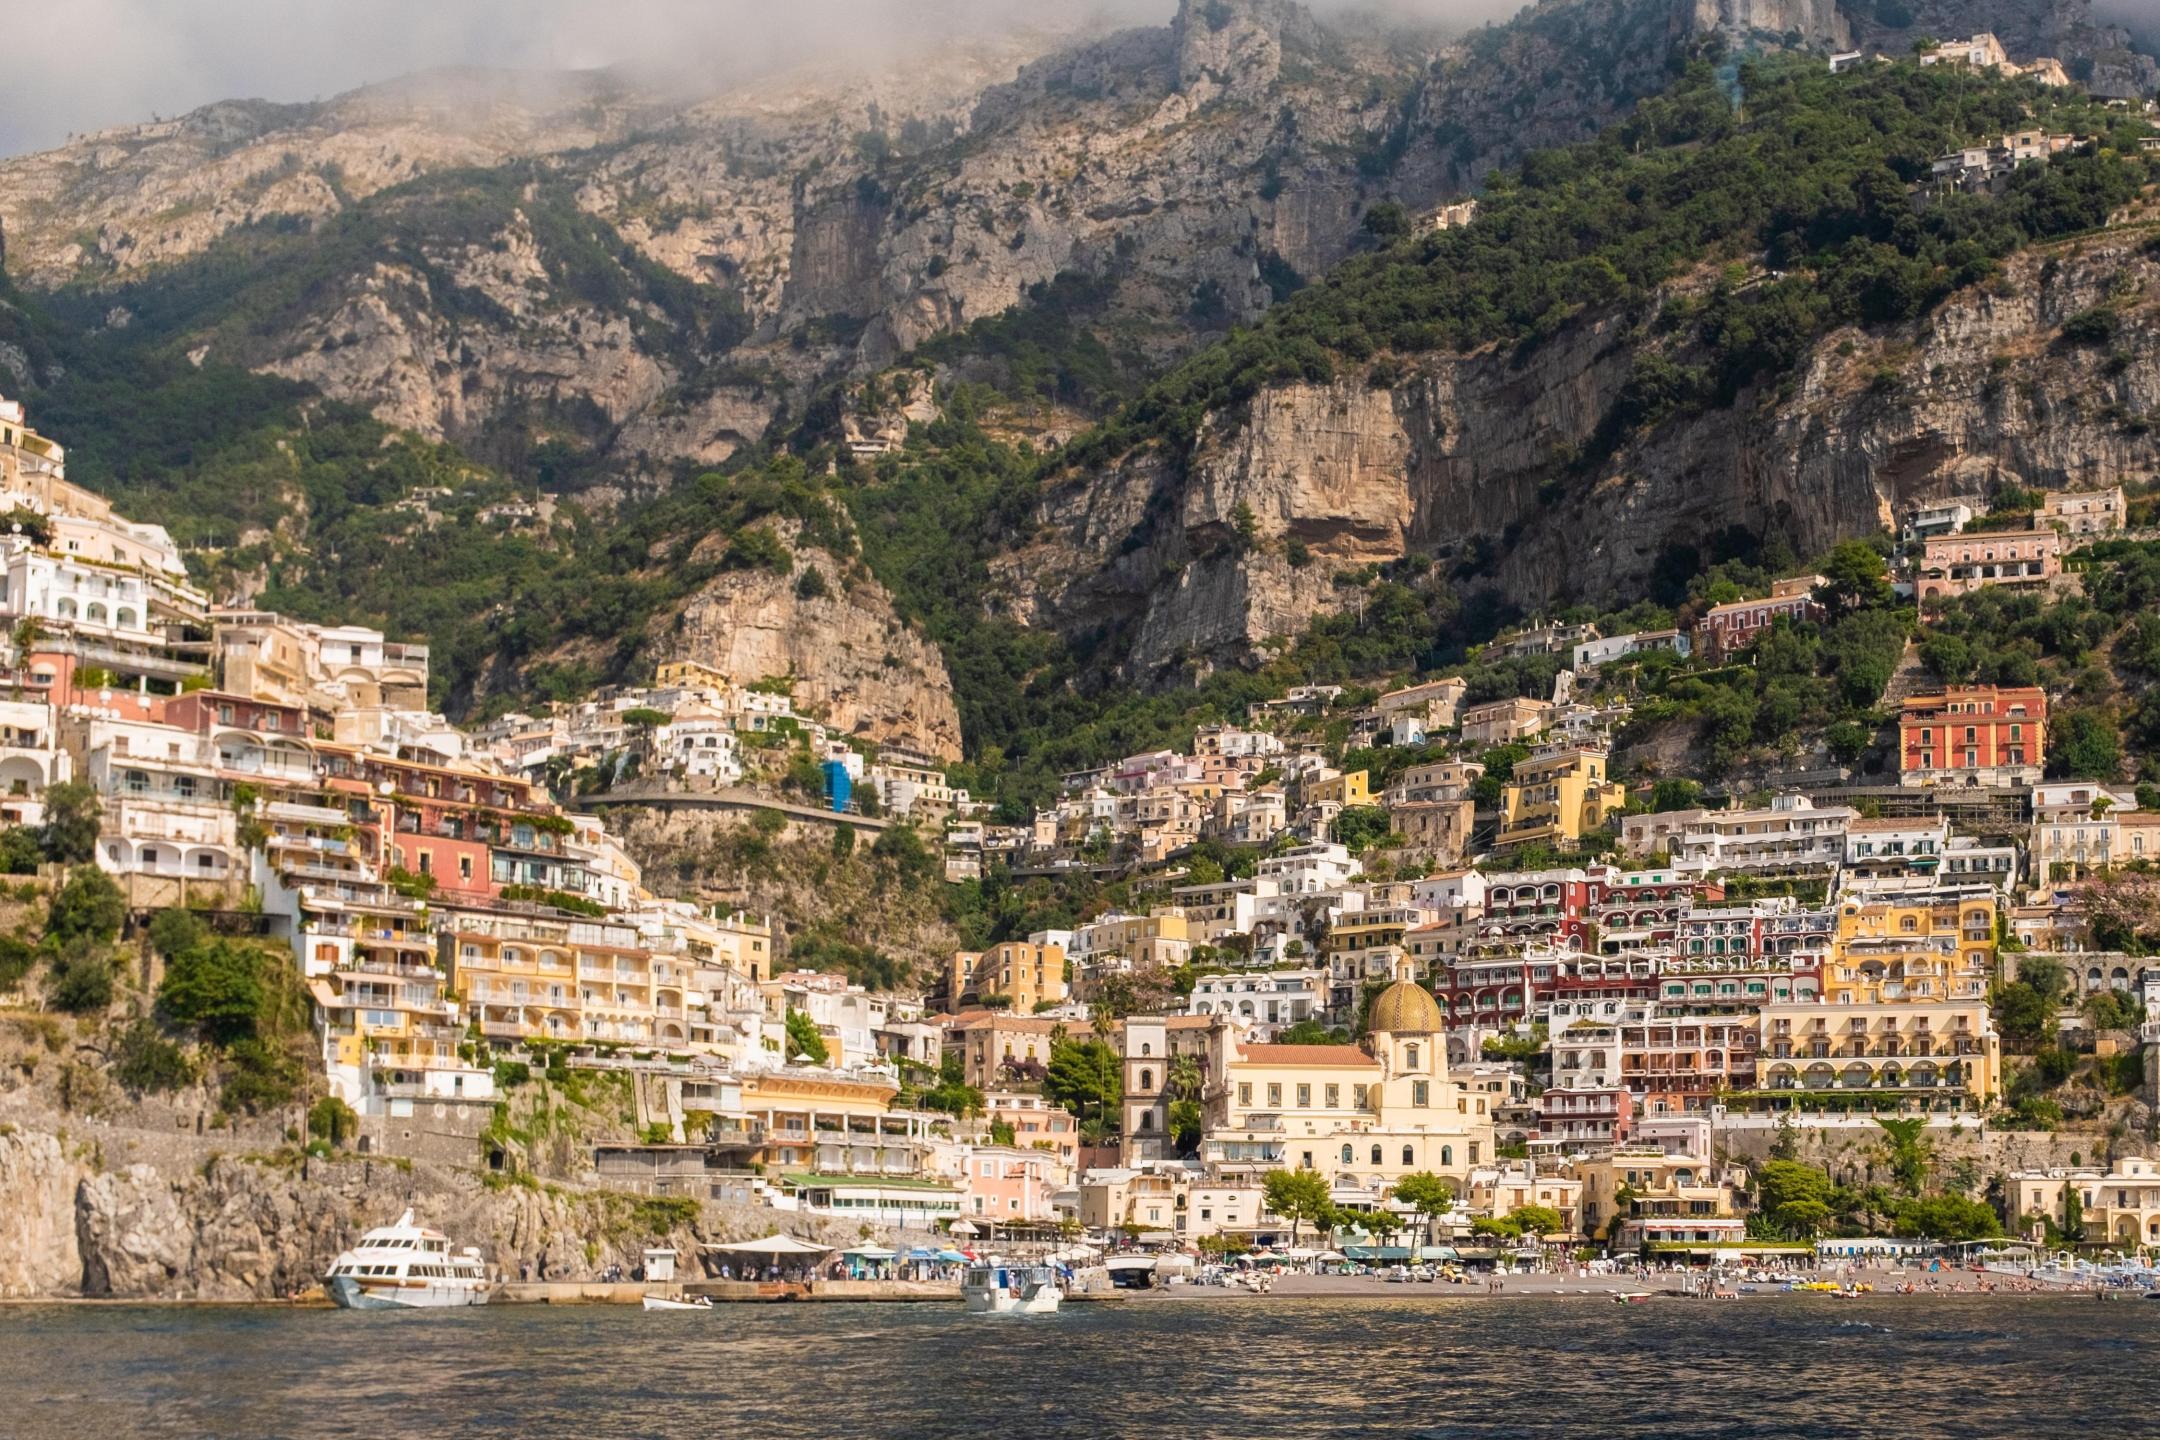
0, 1020, 874, 1301
1013, 225, 2160, 676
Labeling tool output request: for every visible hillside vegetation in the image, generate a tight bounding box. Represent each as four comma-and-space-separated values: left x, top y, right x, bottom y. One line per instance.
1, 52, 2153, 786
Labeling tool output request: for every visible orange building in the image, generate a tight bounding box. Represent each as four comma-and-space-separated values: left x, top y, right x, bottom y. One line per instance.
1899, 686, 2047, 788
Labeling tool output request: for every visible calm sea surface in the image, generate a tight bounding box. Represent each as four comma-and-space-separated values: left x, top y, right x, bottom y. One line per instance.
3, 1294, 2154, 1438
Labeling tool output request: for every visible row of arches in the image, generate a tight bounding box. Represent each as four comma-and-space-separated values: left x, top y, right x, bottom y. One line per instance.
50, 598, 141, 629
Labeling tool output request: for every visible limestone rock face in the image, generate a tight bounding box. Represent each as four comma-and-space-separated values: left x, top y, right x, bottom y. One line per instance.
1025, 229, 2160, 675
0, 1129, 84, 1297
76, 1164, 198, 1297
659, 529, 964, 760
1174, 0, 1320, 104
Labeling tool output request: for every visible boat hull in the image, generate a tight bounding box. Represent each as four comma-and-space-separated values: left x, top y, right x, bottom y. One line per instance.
326, 1275, 490, 1310
964, 1286, 1060, 1315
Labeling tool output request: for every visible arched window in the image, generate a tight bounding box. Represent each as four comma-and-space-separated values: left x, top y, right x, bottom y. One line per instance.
1441, 1145, 1453, 1167
85, 602, 108, 624
1140, 1043, 1152, 1056
1402, 1145, 1414, 1166
1370, 1144, 1382, 1165
1405, 1042, 1420, 1070
1341, 1144, 1354, 1164
1139, 1069, 1152, 1092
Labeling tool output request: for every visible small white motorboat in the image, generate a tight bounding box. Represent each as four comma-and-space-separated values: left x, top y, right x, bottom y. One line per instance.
642, 1294, 712, 1311
962, 1263, 1062, 1315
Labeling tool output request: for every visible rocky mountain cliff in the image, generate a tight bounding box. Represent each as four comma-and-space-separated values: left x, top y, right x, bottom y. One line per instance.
1847, 0, 2156, 95
654, 524, 964, 759
0, 0, 2150, 748
1012, 208, 2160, 678
0, 0, 1861, 483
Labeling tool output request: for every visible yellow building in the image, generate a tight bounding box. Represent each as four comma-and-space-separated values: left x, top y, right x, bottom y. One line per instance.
947, 940, 1067, 1013
1306, 770, 1373, 810
1203, 979, 1493, 1200
654, 659, 734, 689
1826, 893, 1995, 1004
1572, 1148, 1739, 1245
1498, 746, 1626, 850
446, 916, 661, 1046
739, 1066, 916, 1174
1754, 1000, 2000, 1109
310, 952, 471, 1099
1076, 911, 1192, 972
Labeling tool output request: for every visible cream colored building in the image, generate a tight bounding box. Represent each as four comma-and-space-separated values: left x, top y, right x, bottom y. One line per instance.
1753, 1000, 2000, 1109
1203, 979, 1492, 1202
2007, 1157, 2160, 1247
1572, 1147, 1741, 1246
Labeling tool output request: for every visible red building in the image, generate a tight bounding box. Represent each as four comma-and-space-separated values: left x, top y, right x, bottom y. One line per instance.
1537, 1086, 1633, 1147
1693, 576, 1824, 661
1476, 865, 1617, 947
1899, 685, 2047, 787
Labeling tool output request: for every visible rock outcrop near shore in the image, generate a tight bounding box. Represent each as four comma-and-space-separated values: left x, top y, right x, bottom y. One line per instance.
0, 1124, 873, 1301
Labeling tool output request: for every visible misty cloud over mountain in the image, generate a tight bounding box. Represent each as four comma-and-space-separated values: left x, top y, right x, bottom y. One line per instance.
0, 0, 1525, 159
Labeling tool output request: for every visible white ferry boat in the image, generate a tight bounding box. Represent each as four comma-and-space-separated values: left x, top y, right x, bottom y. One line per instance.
962, 1263, 1062, 1315
324, 1209, 492, 1309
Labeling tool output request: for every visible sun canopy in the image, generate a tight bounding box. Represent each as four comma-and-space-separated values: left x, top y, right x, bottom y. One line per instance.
936, 1249, 970, 1262
703, 1234, 834, 1256
948, 1220, 981, 1236
1316, 1251, 1348, 1262
844, 1246, 898, 1260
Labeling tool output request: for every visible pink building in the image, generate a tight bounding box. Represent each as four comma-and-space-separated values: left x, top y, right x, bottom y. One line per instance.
984, 1090, 1079, 1171
1917, 529, 2062, 603
961, 1145, 1064, 1226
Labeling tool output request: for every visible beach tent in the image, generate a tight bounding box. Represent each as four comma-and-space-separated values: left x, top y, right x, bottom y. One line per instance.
844, 1246, 899, 1261
702, 1235, 834, 1256
948, 1220, 981, 1237
1316, 1251, 1347, 1263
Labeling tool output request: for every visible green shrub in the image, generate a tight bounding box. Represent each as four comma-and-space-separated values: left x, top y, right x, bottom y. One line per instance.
46, 944, 115, 1014
308, 1095, 361, 1147
46, 866, 125, 945
112, 1018, 194, 1092
157, 940, 270, 1046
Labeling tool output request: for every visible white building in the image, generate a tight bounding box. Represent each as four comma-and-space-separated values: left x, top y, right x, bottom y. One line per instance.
1623, 794, 1855, 874
0, 696, 70, 826
1187, 969, 1325, 1033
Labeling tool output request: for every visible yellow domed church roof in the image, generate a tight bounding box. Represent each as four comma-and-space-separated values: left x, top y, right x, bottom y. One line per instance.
1366, 976, 1443, 1035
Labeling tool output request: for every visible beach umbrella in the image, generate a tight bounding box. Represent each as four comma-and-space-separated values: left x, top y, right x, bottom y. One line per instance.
936, 1249, 969, 1263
